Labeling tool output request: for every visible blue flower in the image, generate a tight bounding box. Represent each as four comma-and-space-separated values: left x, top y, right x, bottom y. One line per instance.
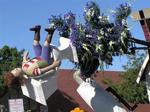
64, 11, 76, 27
84, 1, 100, 28
48, 1, 134, 77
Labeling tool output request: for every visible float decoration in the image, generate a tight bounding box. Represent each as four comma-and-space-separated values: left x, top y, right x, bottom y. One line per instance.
49, 1, 134, 78
70, 107, 85, 112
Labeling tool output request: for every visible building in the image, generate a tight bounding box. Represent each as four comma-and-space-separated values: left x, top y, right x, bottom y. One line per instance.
46, 69, 150, 112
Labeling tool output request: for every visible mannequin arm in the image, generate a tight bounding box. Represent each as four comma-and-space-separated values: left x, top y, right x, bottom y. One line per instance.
40, 59, 61, 74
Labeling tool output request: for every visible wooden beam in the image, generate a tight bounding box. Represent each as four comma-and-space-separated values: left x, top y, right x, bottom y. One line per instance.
130, 11, 141, 21
144, 8, 150, 19
106, 87, 137, 111
131, 8, 150, 21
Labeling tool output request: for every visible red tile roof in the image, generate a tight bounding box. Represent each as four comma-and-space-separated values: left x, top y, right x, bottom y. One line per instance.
47, 69, 93, 112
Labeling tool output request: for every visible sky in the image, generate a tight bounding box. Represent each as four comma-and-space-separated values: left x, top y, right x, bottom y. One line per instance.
0, 0, 150, 71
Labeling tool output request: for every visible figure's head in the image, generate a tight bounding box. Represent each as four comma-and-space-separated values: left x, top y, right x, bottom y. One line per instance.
4, 68, 25, 88
10, 68, 23, 77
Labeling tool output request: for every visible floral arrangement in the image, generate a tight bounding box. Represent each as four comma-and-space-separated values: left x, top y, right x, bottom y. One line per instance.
49, 11, 75, 37
70, 107, 85, 112
48, 1, 134, 78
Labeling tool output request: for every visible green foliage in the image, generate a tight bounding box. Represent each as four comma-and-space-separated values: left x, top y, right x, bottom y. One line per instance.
110, 52, 148, 103
0, 45, 24, 90
0, 45, 24, 75
0, 75, 4, 90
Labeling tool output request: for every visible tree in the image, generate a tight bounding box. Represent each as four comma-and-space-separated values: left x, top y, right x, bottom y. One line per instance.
0, 45, 24, 74
111, 52, 148, 103
0, 45, 24, 96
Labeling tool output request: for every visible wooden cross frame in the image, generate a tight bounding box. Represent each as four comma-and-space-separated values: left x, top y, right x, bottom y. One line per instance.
131, 8, 150, 34
131, 8, 150, 102
131, 8, 150, 51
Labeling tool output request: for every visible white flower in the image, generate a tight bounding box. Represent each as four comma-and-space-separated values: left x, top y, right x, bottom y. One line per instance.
127, 27, 130, 30
98, 35, 103, 40
107, 28, 112, 32
98, 16, 102, 19
86, 10, 91, 18
100, 30, 104, 35
86, 34, 92, 38
107, 16, 110, 21
99, 45, 103, 50
84, 7, 87, 12
121, 31, 126, 37
50, 22, 54, 26
90, 8, 95, 17
109, 41, 115, 46
122, 19, 127, 25
109, 9, 116, 14
105, 33, 108, 37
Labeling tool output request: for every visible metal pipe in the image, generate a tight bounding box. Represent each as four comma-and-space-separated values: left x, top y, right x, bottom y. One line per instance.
131, 47, 148, 50
130, 37, 150, 46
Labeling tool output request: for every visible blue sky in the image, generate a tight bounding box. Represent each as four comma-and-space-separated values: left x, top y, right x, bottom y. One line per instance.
0, 0, 150, 71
